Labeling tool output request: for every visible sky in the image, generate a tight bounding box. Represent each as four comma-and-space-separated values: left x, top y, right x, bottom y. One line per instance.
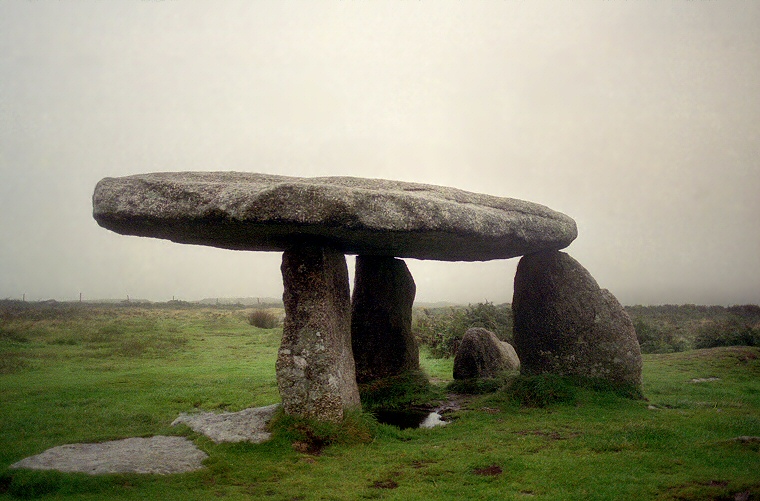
1, 1, 758, 306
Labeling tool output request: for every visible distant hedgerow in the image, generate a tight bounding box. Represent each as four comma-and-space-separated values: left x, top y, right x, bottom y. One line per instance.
694, 318, 760, 349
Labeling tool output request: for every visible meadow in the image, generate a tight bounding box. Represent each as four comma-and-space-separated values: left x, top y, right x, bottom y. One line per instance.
1, 301, 759, 500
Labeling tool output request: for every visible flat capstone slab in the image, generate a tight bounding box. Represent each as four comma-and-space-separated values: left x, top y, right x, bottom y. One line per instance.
9, 436, 207, 475
93, 172, 577, 261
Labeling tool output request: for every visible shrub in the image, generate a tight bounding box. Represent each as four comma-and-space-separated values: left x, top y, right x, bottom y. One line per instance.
247, 309, 280, 329
694, 319, 760, 349
464, 302, 513, 343
634, 319, 689, 354
413, 308, 468, 358
413, 302, 513, 358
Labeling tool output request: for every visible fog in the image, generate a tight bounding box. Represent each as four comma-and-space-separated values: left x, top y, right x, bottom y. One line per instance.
1, 1, 758, 306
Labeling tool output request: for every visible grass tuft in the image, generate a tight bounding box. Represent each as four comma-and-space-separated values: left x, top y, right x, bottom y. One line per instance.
358, 370, 438, 412
501, 374, 578, 408
446, 377, 503, 395
269, 409, 377, 455
247, 310, 280, 329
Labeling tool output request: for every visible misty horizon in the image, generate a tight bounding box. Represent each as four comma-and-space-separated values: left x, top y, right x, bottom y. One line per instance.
1, 2, 758, 307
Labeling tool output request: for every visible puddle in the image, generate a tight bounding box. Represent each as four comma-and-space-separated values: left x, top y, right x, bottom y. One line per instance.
374, 409, 448, 429
373, 394, 467, 429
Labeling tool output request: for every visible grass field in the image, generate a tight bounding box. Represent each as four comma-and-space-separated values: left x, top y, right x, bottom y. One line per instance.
1, 302, 759, 500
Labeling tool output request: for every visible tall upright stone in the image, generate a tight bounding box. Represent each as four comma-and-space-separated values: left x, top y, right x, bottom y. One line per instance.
512, 251, 642, 388
351, 256, 419, 384
277, 246, 360, 421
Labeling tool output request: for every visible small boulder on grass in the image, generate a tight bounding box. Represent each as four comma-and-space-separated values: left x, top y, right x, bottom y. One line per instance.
453, 327, 520, 380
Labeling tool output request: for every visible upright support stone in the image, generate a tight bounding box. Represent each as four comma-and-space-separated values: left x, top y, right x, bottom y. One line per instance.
351, 256, 419, 384
276, 245, 360, 421
512, 250, 643, 388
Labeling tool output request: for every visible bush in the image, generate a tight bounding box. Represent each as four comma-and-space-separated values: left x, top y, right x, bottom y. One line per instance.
413, 302, 513, 359
634, 319, 689, 354
694, 319, 760, 349
413, 308, 469, 358
464, 302, 513, 343
247, 309, 280, 329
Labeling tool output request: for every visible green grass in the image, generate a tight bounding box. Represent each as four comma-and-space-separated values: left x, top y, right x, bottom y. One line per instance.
1, 304, 760, 500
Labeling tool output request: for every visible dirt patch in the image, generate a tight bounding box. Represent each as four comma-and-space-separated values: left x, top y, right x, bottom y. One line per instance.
371, 479, 399, 489
292, 439, 327, 456
514, 429, 580, 440
473, 464, 503, 476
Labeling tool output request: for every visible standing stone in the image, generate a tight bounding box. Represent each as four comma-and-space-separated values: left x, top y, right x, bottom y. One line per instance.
351, 256, 419, 384
453, 327, 520, 380
512, 251, 642, 388
277, 246, 360, 421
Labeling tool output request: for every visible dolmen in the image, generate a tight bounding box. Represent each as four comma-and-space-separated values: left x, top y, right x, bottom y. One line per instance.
93, 172, 641, 421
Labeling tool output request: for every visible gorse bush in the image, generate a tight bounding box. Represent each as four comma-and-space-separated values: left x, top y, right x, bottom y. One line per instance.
628, 304, 760, 353
694, 318, 760, 349
413, 307, 468, 359
413, 302, 513, 358
633, 319, 689, 354
247, 309, 280, 329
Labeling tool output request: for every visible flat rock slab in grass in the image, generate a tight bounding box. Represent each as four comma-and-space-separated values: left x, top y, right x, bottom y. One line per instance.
9, 436, 207, 475
93, 172, 577, 261
171, 404, 280, 443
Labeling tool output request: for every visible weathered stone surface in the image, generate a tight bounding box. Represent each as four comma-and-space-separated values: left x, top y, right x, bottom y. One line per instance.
171, 404, 280, 443
10, 437, 206, 475
512, 251, 642, 387
276, 245, 360, 421
351, 256, 419, 384
453, 327, 520, 380
92, 172, 577, 261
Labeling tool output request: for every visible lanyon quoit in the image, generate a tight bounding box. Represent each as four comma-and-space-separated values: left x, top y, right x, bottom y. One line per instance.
93, 172, 641, 421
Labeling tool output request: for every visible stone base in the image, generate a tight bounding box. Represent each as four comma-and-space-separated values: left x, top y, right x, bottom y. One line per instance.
276, 246, 360, 421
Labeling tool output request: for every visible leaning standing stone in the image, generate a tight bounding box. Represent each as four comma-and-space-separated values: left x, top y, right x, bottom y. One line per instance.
512, 251, 642, 388
351, 256, 419, 384
277, 246, 360, 421
453, 327, 520, 380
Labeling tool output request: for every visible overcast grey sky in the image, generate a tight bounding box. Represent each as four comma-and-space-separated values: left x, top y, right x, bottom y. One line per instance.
1, 1, 758, 306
